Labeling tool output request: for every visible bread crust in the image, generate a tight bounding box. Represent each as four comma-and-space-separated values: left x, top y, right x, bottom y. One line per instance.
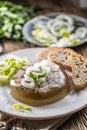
47, 48, 76, 70
70, 53, 87, 90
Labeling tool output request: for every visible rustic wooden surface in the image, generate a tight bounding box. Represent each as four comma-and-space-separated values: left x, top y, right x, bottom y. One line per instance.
0, 0, 87, 130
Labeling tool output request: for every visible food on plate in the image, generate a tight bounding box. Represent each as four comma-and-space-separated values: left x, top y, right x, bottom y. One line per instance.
0, 55, 29, 84
12, 103, 31, 111
75, 27, 87, 39
0, 47, 86, 108
38, 47, 76, 69
37, 47, 87, 91
31, 23, 57, 46
9, 60, 70, 106
31, 14, 87, 47
55, 14, 74, 25
51, 37, 81, 47
48, 48, 76, 70
71, 53, 87, 90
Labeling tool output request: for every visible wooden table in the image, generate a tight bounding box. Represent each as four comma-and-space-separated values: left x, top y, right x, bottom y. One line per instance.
0, 0, 87, 130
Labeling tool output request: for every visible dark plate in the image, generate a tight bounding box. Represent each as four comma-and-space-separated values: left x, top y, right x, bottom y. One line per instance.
22, 13, 87, 47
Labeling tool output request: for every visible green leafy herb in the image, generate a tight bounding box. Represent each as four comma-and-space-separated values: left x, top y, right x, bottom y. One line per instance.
28, 66, 46, 81
38, 73, 46, 79
29, 71, 38, 80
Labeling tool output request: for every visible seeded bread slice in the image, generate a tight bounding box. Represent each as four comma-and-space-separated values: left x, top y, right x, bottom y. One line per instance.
48, 48, 76, 70
71, 53, 87, 90
37, 47, 56, 61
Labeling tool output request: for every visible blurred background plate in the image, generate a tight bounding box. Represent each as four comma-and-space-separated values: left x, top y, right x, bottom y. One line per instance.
22, 12, 87, 47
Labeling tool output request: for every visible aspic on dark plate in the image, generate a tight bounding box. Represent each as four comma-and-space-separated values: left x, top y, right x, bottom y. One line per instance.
22, 13, 87, 47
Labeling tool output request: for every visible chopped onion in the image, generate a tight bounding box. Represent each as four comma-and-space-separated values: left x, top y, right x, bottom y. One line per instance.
56, 14, 73, 25
50, 21, 74, 36
69, 34, 78, 40
46, 19, 55, 30
75, 27, 87, 39
32, 14, 87, 47
50, 25, 61, 36
51, 38, 70, 47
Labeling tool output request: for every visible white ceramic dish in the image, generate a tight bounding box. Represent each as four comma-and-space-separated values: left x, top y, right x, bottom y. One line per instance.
0, 48, 87, 120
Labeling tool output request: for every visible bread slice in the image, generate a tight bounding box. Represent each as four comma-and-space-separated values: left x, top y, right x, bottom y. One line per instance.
70, 53, 87, 90
37, 47, 56, 61
48, 48, 76, 70
38, 47, 87, 90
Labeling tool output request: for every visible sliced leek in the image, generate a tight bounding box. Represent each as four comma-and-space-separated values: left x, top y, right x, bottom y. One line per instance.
0, 55, 29, 84
12, 103, 31, 111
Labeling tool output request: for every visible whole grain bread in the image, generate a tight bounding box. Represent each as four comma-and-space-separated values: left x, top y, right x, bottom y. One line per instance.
70, 53, 87, 90
37, 47, 87, 90
48, 48, 76, 70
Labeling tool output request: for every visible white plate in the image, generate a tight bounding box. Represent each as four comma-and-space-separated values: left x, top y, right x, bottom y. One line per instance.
0, 48, 87, 120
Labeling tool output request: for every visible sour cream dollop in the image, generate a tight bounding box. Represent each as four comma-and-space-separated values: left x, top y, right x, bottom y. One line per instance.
21, 60, 59, 88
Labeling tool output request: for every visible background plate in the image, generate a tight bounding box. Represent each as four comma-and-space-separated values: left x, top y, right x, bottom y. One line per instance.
0, 48, 87, 120
22, 13, 87, 47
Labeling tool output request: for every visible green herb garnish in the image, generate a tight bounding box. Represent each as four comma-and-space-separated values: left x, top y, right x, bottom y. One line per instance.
29, 71, 38, 80
28, 66, 46, 81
